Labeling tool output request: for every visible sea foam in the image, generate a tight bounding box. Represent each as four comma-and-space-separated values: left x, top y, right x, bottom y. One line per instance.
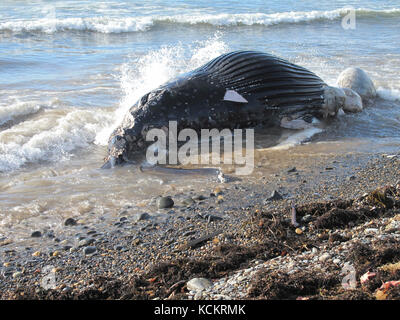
1, 8, 399, 34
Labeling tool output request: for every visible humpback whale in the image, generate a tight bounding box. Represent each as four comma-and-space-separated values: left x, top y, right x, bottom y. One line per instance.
103, 50, 349, 168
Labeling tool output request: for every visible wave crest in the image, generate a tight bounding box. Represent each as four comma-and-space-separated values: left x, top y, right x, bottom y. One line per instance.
1, 8, 400, 34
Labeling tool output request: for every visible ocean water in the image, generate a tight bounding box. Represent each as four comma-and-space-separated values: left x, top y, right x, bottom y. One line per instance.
1, 0, 400, 241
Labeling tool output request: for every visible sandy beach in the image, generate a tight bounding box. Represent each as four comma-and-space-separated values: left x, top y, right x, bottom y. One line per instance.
1, 146, 399, 300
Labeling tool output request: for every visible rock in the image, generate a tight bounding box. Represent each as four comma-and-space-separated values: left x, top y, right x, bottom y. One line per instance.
266, 190, 283, 201
157, 196, 174, 209
287, 167, 297, 173
182, 197, 195, 206
132, 212, 150, 222
337, 67, 376, 104
342, 88, 363, 113
301, 214, 312, 223
32, 251, 41, 257
64, 218, 77, 226
364, 228, 379, 234
83, 246, 97, 255
295, 228, 303, 235
346, 175, 356, 181
187, 278, 213, 291
12, 271, 23, 279
319, 253, 331, 262
78, 238, 95, 247
193, 195, 207, 201
31, 231, 42, 238
323, 86, 346, 116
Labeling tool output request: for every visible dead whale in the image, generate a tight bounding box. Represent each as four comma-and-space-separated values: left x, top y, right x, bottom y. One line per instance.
103, 50, 345, 168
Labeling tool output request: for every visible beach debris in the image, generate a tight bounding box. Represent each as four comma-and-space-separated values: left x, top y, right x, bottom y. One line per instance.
360, 271, 376, 285
375, 280, 400, 300
291, 205, 300, 227
184, 231, 222, 249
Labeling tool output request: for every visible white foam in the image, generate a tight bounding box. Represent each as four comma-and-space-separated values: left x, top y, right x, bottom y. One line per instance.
268, 127, 323, 151
2, 8, 399, 34
0, 100, 41, 126
95, 34, 228, 146
377, 87, 400, 102
0, 109, 110, 172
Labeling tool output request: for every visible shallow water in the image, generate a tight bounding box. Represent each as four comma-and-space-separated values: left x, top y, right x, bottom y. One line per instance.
0, 0, 400, 241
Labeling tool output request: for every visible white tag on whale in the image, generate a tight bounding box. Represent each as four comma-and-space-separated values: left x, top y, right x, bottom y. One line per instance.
223, 90, 248, 103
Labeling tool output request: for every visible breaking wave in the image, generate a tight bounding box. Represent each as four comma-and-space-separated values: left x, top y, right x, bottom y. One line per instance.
1, 8, 400, 34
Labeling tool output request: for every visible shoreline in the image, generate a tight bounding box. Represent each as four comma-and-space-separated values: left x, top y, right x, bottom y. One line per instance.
1, 149, 399, 300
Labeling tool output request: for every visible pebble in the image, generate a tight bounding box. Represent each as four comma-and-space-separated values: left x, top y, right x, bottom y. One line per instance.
31, 231, 42, 238
132, 212, 150, 222
78, 238, 95, 247
83, 246, 97, 255
266, 190, 283, 201
364, 228, 379, 234
12, 271, 22, 279
157, 196, 174, 209
32, 251, 41, 257
64, 218, 77, 226
193, 195, 207, 201
187, 278, 213, 291
182, 198, 195, 206
319, 253, 331, 262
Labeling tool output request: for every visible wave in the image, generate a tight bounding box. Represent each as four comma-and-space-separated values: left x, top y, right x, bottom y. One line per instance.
1, 8, 400, 34
0, 108, 111, 172
377, 87, 400, 102
95, 34, 228, 146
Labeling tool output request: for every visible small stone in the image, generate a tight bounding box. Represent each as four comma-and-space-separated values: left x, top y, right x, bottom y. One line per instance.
12, 271, 23, 279
187, 278, 213, 291
32, 251, 41, 257
287, 167, 297, 173
52, 251, 61, 257
319, 253, 331, 262
193, 195, 207, 201
83, 246, 97, 255
295, 228, 303, 235
132, 212, 150, 222
364, 228, 379, 234
346, 175, 356, 181
301, 214, 312, 223
266, 190, 283, 201
78, 238, 95, 247
182, 198, 195, 206
157, 196, 174, 209
31, 231, 42, 238
64, 218, 77, 226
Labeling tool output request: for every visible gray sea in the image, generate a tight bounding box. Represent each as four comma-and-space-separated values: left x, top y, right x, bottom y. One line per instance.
0, 0, 399, 241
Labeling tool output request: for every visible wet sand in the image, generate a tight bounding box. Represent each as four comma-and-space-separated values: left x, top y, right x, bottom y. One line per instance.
0, 145, 399, 300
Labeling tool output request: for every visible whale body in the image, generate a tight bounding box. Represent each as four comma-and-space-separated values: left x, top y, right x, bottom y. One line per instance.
103, 50, 340, 167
